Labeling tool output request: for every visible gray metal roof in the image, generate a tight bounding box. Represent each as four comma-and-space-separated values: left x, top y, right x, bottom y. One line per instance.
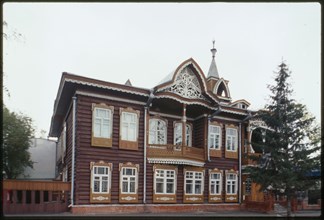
207, 58, 219, 78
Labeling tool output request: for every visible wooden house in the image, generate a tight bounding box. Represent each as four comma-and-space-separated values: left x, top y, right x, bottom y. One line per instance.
49, 44, 260, 213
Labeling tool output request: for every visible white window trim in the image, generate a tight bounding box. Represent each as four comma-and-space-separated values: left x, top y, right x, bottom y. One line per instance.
93, 107, 113, 138
149, 118, 167, 145
154, 169, 176, 195
226, 128, 237, 152
121, 111, 138, 142
184, 171, 204, 195
120, 167, 138, 194
91, 165, 111, 194
173, 122, 192, 146
226, 173, 238, 195
209, 125, 221, 150
210, 172, 222, 195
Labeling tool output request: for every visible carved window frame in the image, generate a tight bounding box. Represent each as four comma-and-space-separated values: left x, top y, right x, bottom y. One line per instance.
153, 164, 177, 203
119, 162, 139, 203
225, 169, 238, 202
209, 168, 223, 203
119, 107, 140, 150
183, 167, 205, 203
90, 161, 112, 203
91, 103, 114, 147
148, 117, 168, 145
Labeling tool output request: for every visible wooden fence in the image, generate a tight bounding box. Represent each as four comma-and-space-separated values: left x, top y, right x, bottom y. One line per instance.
2, 179, 71, 215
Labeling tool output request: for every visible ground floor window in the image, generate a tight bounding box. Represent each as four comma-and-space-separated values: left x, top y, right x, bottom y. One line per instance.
185, 171, 203, 195
90, 161, 112, 203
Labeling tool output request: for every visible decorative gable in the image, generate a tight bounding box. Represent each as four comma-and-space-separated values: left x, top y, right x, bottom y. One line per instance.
163, 66, 204, 100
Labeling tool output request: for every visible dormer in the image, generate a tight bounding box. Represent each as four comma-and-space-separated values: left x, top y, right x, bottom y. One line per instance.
230, 99, 250, 110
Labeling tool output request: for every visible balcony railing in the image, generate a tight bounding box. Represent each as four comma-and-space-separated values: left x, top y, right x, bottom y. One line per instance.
147, 144, 205, 162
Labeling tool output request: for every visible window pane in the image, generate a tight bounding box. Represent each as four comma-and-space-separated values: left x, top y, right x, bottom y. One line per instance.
94, 180, 100, 192
186, 181, 193, 194
166, 182, 174, 193
195, 182, 202, 194
97, 167, 106, 174
122, 181, 128, 193
130, 182, 136, 193
156, 182, 164, 193
102, 179, 108, 192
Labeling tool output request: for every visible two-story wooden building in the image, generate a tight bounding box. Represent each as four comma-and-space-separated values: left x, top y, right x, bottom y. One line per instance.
49, 43, 258, 214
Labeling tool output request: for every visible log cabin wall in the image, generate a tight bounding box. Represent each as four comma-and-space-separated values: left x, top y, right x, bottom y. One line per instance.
74, 94, 145, 205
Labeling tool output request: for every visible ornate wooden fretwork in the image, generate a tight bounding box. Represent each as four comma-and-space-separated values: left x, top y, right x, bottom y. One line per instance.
160, 67, 207, 101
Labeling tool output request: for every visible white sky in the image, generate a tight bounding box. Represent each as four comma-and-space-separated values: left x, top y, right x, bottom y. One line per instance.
3, 3, 321, 137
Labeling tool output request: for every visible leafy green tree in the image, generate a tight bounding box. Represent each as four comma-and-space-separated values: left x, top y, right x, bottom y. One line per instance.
245, 62, 321, 216
2, 105, 35, 179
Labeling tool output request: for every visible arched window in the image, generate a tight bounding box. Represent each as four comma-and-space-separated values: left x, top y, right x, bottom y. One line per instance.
149, 118, 167, 145
174, 122, 192, 146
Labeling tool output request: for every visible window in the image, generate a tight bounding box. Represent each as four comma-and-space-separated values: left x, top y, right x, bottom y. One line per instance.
185, 171, 203, 195
149, 118, 167, 145
209, 125, 221, 150
119, 163, 139, 203
155, 169, 176, 194
119, 108, 140, 150
93, 108, 112, 138
92, 104, 114, 147
90, 161, 112, 203
92, 166, 109, 193
226, 128, 237, 151
210, 173, 222, 195
174, 123, 192, 146
226, 173, 237, 195
121, 112, 137, 141
121, 167, 137, 194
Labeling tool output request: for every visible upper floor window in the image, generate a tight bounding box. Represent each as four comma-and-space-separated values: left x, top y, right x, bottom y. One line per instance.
93, 108, 112, 138
226, 128, 237, 151
121, 112, 137, 141
185, 171, 203, 195
174, 122, 192, 146
149, 118, 167, 145
209, 125, 221, 150
92, 104, 114, 147
119, 108, 140, 150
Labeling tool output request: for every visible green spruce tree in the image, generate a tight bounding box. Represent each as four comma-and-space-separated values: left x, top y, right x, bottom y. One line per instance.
246, 61, 320, 216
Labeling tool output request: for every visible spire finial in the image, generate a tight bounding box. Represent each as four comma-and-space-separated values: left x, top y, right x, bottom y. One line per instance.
211, 40, 217, 59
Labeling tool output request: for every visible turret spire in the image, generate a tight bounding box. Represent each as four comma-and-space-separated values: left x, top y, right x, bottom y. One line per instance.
207, 40, 219, 79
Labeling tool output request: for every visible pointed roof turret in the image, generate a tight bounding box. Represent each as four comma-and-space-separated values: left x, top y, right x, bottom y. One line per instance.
207, 40, 219, 79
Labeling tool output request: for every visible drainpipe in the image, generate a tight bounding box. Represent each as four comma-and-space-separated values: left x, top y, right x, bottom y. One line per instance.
71, 96, 77, 206
143, 107, 147, 204
207, 117, 211, 161
238, 122, 242, 204
143, 89, 154, 204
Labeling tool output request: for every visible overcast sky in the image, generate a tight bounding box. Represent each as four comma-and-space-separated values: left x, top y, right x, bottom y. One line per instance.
3, 3, 321, 138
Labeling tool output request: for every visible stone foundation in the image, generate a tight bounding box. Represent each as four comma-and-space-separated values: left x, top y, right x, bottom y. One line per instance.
71, 203, 241, 214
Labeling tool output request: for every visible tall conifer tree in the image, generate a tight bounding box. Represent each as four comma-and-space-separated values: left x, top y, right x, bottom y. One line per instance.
246, 61, 320, 216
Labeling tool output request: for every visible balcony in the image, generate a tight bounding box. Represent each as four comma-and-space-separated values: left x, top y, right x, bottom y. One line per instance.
146, 144, 205, 166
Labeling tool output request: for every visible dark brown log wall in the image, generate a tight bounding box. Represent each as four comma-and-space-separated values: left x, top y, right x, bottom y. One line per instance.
74, 94, 145, 205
